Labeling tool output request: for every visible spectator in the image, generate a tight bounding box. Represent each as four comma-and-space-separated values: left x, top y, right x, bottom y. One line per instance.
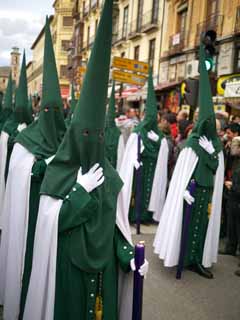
174, 120, 193, 160
162, 113, 178, 139
176, 110, 188, 123
221, 137, 240, 259
232, 115, 240, 125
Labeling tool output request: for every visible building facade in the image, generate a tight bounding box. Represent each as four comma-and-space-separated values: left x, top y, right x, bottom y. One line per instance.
27, 0, 74, 99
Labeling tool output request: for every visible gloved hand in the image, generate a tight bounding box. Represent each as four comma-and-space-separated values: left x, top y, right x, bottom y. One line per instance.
17, 123, 27, 132
130, 259, 149, 279
77, 163, 104, 193
133, 159, 142, 170
147, 130, 159, 142
183, 190, 195, 205
45, 155, 55, 165
199, 136, 215, 154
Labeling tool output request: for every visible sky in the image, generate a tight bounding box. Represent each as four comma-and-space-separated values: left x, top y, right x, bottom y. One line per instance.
0, 0, 54, 66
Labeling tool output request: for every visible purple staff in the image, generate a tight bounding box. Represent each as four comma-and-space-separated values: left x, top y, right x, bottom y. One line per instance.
135, 133, 142, 235
176, 179, 196, 279
132, 241, 145, 320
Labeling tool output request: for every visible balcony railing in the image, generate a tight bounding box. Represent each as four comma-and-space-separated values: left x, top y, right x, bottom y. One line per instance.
128, 18, 143, 39
195, 14, 224, 45
140, 9, 159, 32
169, 31, 188, 55
112, 27, 128, 45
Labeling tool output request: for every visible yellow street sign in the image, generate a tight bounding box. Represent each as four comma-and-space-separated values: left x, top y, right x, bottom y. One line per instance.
113, 57, 149, 74
112, 70, 146, 86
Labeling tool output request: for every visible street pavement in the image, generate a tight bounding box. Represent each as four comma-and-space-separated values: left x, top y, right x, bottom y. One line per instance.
0, 225, 239, 320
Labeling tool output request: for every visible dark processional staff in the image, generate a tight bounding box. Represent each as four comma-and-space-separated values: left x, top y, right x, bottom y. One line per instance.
23, 1, 148, 319
0, 16, 66, 320
154, 43, 224, 279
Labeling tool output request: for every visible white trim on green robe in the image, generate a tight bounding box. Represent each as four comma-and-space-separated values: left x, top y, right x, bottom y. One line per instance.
23, 189, 134, 320
0, 131, 9, 229
117, 132, 169, 225
153, 147, 224, 268
0, 143, 35, 318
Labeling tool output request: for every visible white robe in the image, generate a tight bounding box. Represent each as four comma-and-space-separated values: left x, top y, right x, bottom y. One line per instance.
24, 188, 134, 320
117, 132, 169, 224
0, 143, 35, 319
0, 131, 9, 229
153, 147, 224, 268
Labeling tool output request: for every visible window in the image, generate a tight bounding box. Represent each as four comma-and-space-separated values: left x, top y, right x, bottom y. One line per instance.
137, 0, 144, 31
177, 9, 187, 36
122, 6, 129, 39
152, 0, 159, 23
206, 0, 218, 17
235, 6, 240, 32
121, 52, 125, 58
148, 38, 156, 70
62, 40, 70, 51
60, 65, 68, 78
134, 45, 140, 61
63, 16, 73, 27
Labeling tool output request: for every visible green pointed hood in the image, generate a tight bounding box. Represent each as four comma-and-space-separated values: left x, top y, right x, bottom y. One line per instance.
70, 84, 77, 113
0, 92, 3, 113
41, 0, 114, 197
0, 73, 13, 132
134, 68, 160, 133
14, 51, 33, 125
186, 43, 222, 187
27, 95, 34, 122
105, 82, 121, 168
16, 16, 66, 158
133, 68, 163, 155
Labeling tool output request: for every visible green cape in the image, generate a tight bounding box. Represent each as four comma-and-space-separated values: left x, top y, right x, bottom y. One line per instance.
16, 17, 66, 159
105, 82, 121, 168
186, 43, 222, 186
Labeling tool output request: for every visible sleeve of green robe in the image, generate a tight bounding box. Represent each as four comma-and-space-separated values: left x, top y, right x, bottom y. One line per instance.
204, 151, 219, 173
58, 183, 98, 234
114, 227, 134, 273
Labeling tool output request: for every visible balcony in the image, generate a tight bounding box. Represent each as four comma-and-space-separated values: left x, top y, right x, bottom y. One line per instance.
169, 32, 187, 55
195, 14, 224, 46
112, 27, 128, 46
140, 9, 159, 33
235, 15, 240, 34
72, 1, 80, 19
128, 18, 142, 40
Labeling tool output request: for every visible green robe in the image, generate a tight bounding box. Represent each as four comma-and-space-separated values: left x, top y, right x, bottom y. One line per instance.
19, 160, 47, 319
54, 183, 134, 320
184, 151, 219, 266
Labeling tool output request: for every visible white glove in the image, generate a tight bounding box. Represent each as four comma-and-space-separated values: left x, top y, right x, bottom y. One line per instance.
130, 259, 149, 279
77, 163, 104, 193
45, 155, 55, 165
17, 123, 27, 132
199, 136, 215, 155
183, 190, 195, 205
147, 130, 159, 142
133, 159, 142, 170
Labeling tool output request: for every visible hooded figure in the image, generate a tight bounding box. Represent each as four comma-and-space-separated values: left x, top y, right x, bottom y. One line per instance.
0, 73, 14, 223
153, 43, 224, 278
105, 81, 125, 170
0, 51, 34, 189
0, 17, 66, 320
65, 84, 77, 127
117, 69, 169, 225
22, 1, 147, 320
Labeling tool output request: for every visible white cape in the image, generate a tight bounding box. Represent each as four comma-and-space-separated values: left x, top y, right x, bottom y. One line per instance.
117, 133, 169, 224
116, 134, 125, 172
0, 143, 35, 319
153, 147, 224, 268
24, 192, 134, 320
0, 131, 9, 229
